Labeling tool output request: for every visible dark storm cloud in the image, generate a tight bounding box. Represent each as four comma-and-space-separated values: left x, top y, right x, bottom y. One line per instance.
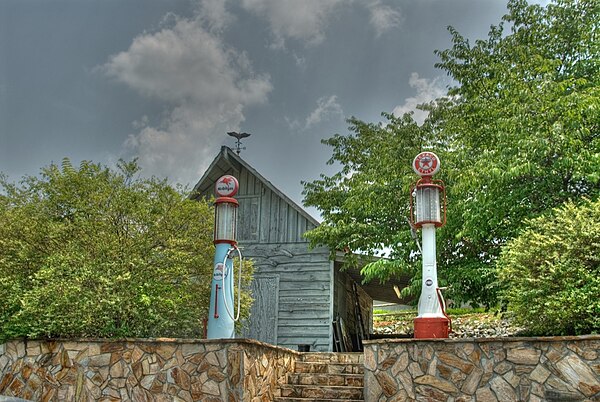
1, 0, 511, 206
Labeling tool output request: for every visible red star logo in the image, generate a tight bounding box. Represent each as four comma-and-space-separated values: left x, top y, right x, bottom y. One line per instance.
420, 157, 432, 169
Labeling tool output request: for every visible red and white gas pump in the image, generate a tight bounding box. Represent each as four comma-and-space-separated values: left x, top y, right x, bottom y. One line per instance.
409, 152, 451, 338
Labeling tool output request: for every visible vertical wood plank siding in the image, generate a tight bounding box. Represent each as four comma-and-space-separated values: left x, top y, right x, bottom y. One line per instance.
236, 183, 313, 244
245, 275, 279, 344
333, 263, 373, 342
206, 163, 318, 244
269, 191, 280, 242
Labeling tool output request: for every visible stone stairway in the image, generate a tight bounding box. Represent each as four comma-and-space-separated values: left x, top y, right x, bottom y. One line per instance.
275, 352, 364, 402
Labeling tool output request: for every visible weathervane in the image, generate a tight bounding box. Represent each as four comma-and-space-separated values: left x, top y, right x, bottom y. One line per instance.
227, 132, 251, 155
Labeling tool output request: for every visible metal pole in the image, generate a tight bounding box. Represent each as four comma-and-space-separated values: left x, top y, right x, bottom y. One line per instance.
417, 224, 442, 317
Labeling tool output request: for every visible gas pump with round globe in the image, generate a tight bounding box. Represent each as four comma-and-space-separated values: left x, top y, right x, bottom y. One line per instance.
409, 152, 451, 338
207, 175, 243, 339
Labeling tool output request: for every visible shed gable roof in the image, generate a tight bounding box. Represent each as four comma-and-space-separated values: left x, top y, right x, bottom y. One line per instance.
191, 146, 319, 228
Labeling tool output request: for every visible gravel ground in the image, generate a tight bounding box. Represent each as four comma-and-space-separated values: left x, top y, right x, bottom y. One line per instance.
373, 312, 524, 338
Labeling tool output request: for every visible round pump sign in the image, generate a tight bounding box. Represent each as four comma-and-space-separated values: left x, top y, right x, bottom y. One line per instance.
215, 175, 239, 197
413, 152, 440, 176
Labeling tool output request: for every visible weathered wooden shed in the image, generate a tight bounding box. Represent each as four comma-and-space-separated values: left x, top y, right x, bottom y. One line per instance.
192, 146, 407, 351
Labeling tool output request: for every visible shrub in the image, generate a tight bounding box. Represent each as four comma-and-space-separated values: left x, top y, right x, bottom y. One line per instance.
497, 198, 600, 335
0, 159, 253, 341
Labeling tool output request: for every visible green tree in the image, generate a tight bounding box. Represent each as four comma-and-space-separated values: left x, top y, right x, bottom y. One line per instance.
436, 0, 600, 304
302, 114, 437, 300
303, 0, 600, 307
0, 159, 253, 341
497, 198, 600, 335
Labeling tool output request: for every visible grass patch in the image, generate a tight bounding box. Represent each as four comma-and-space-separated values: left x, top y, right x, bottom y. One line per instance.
374, 307, 487, 318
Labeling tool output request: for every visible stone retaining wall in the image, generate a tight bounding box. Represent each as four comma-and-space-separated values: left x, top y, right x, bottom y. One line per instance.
0, 338, 298, 401
4, 335, 600, 401
363, 335, 600, 402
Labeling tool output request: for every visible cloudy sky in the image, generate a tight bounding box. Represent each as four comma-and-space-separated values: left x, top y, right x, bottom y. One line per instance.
1, 0, 514, 213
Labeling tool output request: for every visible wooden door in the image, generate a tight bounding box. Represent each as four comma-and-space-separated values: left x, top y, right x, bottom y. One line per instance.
245, 275, 279, 344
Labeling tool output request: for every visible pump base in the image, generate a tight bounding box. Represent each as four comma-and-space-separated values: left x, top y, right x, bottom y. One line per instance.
414, 316, 450, 339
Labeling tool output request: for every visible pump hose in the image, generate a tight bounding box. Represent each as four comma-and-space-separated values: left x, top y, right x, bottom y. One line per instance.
436, 287, 452, 333
221, 246, 243, 322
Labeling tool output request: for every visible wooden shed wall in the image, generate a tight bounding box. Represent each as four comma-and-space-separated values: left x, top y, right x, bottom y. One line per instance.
200, 164, 317, 244
241, 243, 332, 352
239, 170, 316, 243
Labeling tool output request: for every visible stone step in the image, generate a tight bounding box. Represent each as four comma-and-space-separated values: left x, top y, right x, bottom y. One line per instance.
277, 353, 365, 402
294, 361, 364, 375
300, 352, 364, 364
288, 372, 363, 387
280, 384, 364, 400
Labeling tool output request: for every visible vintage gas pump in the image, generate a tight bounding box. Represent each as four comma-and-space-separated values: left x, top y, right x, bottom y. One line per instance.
409, 152, 451, 338
207, 175, 243, 339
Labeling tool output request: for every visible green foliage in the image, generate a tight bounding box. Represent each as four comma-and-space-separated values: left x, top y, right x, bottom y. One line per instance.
0, 159, 253, 341
436, 0, 600, 306
446, 307, 486, 316
303, 0, 600, 308
498, 198, 600, 335
373, 307, 485, 317
438, 0, 600, 242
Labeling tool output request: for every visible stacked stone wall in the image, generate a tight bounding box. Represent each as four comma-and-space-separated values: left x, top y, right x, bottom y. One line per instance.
3, 335, 600, 401
0, 338, 297, 401
363, 335, 600, 402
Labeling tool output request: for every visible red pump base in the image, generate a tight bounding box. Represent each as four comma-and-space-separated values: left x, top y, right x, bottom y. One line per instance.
414, 316, 450, 339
